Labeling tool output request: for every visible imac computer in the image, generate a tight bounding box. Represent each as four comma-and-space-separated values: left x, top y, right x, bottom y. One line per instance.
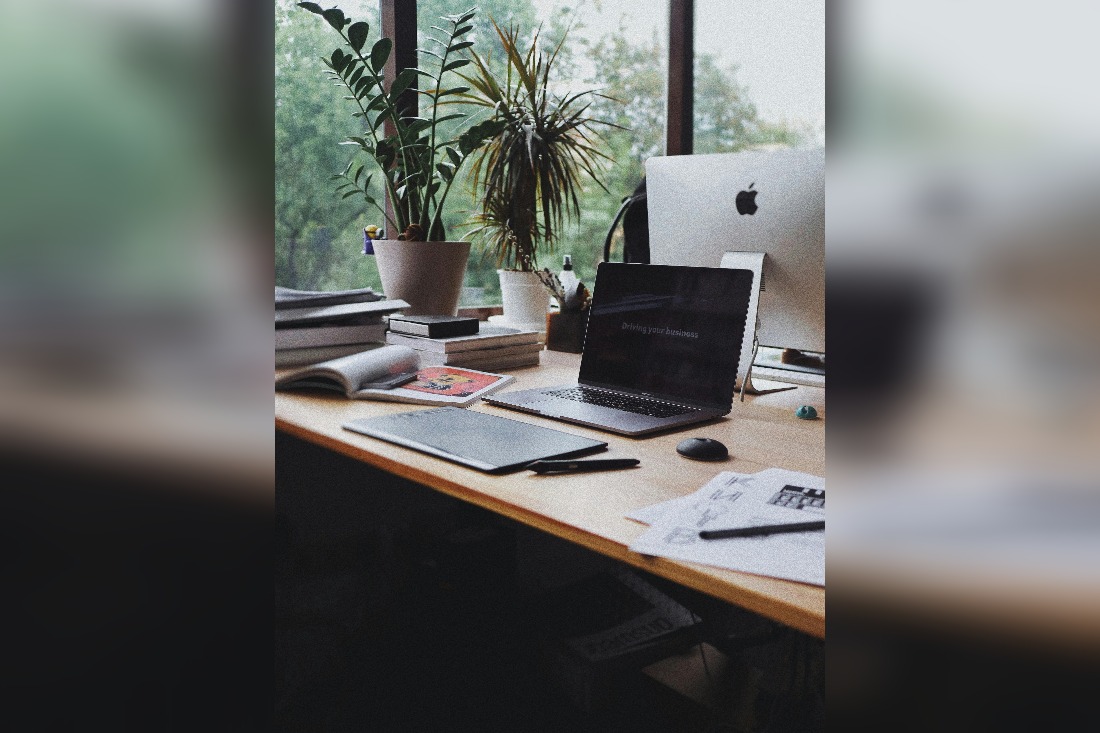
645, 148, 825, 389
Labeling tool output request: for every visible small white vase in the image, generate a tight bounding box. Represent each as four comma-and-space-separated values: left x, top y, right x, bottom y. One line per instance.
497, 269, 551, 330
372, 240, 470, 316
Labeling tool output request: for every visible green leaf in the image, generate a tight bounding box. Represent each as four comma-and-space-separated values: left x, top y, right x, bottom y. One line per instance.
372, 107, 392, 131
447, 41, 474, 53
369, 38, 392, 73
297, 2, 323, 14
341, 190, 359, 199
354, 165, 364, 184
443, 59, 471, 72
403, 118, 433, 137
389, 68, 419, 98
431, 113, 465, 125
330, 50, 348, 73
322, 8, 346, 31
348, 21, 370, 52
366, 94, 388, 111
453, 25, 474, 37
435, 87, 471, 98
348, 66, 364, 86
375, 139, 396, 164
445, 147, 462, 166
458, 118, 506, 154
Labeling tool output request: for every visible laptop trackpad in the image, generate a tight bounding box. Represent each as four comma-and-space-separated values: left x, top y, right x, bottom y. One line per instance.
536, 397, 641, 423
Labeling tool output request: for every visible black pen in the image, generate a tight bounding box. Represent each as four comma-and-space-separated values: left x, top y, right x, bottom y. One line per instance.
526, 458, 640, 474
699, 519, 825, 540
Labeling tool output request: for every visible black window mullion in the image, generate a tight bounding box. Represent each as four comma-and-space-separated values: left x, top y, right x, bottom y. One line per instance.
380, 0, 418, 236
666, 0, 694, 156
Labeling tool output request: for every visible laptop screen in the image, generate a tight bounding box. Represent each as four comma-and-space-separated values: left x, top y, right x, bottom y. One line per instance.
579, 263, 753, 408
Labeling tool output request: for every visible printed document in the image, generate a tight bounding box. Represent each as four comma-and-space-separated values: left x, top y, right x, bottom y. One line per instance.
628, 468, 825, 586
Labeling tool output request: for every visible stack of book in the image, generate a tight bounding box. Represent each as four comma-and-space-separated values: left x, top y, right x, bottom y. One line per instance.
385, 316, 543, 371
526, 567, 703, 713
275, 286, 410, 368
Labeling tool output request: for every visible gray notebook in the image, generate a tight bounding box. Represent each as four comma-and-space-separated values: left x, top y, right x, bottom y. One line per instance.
343, 407, 608, 473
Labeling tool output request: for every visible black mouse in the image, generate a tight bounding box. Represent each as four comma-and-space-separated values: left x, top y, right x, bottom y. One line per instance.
676, 437, 729, 461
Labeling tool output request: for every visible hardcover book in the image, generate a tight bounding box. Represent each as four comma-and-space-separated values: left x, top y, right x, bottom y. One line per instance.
275, 298, 410, 327
275, 344, 513, 407
275, 285, 382, 310
385, 323, 540, 353
416, 342, 544, 368
275, 320, 386, 350
388, 314, 479, 339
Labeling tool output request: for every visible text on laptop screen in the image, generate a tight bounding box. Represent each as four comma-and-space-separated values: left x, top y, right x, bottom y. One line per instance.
580, 264, 753, 407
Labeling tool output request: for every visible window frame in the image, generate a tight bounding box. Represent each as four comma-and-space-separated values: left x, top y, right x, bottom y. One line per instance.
377, 0, 696, 162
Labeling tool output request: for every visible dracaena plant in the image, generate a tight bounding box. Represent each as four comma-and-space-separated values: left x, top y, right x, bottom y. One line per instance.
459, 20, 618, 270
298, 3, 504, 241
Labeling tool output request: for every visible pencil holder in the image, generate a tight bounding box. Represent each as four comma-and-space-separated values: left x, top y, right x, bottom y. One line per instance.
545, 309, 588, 353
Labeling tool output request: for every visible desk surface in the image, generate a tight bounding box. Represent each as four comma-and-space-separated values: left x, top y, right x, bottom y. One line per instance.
275, 349, 826, 638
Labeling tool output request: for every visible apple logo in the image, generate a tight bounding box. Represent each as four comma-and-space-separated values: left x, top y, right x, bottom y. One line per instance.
735, 183, 758, 215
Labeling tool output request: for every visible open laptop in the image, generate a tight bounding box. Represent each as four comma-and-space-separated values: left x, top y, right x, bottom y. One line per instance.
483, 263, 754, 436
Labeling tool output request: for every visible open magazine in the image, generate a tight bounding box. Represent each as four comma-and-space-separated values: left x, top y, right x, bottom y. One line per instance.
275, 344, 514, 407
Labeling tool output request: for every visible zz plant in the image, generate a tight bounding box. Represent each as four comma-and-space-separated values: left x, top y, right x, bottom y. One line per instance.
298, 3, 504, 241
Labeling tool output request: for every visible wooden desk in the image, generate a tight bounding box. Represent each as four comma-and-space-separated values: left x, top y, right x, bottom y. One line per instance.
276, 350, 825, 638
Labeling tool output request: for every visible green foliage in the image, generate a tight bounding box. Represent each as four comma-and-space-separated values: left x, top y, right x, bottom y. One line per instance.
460, 20, 619, 271
297, 2, 503, 241
275, 0, 814, 298
276, 0, 379, 290
693, 53, 810, 154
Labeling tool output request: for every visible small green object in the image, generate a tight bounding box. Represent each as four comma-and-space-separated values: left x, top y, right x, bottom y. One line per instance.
795, 405, 818, 420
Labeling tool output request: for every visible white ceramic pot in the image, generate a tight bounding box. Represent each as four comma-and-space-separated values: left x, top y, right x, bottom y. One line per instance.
497, 269, 551, 330
372, 240, 470, 316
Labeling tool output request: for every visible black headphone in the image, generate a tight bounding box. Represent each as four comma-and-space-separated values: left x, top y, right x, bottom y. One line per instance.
602, 186, 647, 263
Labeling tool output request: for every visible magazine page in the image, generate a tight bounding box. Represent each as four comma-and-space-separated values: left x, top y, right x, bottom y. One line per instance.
353, 366, 514, 406
276, 345, 420, 395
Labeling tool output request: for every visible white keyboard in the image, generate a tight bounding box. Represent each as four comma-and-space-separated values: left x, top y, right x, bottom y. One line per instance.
750, 365, 826, 388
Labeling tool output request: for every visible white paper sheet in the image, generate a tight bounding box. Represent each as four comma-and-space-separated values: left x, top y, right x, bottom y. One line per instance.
628, 468, 825, 586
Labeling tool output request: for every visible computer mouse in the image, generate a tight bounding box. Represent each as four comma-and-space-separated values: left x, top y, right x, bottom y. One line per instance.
676, 437, 729, 461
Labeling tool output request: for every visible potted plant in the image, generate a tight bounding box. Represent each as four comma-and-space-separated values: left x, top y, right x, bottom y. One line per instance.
297, 3, 503, 315
460, 21, 616, 329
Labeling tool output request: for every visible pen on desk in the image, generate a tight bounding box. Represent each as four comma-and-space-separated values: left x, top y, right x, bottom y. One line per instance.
699, 519, 825, 540
526, 458, 640, 474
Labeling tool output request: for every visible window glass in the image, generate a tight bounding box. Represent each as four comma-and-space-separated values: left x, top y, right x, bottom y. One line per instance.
275, 0, 381, 292
526, 0, 669, 288
421, 0, 669, 303
274, 0, 668, 300
693, 0, 825, 153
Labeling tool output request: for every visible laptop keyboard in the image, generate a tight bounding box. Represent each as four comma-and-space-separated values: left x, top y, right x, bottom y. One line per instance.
547, 387, 697, 418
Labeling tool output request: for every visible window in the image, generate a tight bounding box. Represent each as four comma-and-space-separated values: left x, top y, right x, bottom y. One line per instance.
693, 0, 825, 153
274, 1, 821, 297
